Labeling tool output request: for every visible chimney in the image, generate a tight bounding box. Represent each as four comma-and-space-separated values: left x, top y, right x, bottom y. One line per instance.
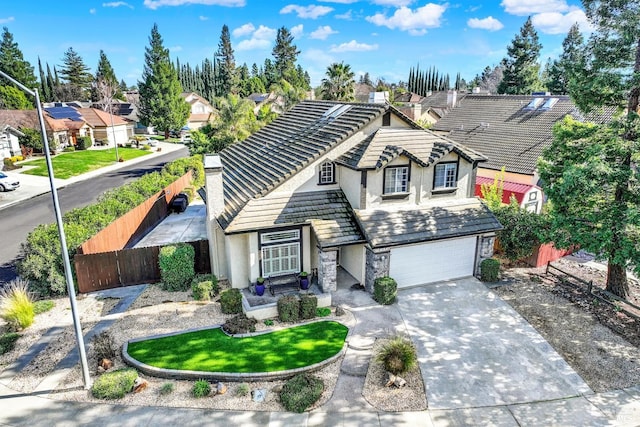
447, 90, 457, 108
204, 154, 225, 218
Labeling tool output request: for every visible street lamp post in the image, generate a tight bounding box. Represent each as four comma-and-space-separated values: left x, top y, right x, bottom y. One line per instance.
0, 70, 92, 389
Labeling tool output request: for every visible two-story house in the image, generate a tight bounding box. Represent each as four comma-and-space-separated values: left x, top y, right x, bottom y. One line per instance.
204, 101, 501, 294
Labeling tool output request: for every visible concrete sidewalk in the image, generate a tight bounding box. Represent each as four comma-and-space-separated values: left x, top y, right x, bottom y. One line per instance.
0, 141, 185, 211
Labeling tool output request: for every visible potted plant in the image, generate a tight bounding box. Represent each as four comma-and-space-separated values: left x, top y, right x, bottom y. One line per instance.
255, 277, 266, 296
299, 271, 309, 290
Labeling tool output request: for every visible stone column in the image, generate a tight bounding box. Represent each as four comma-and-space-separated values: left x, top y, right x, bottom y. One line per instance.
475, 234, 496, 276
318, 249, 337, 292
364, 247, 390, 293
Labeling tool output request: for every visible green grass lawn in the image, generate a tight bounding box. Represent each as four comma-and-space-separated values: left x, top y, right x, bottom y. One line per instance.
126, 321, 348, 373
20, 148, 151, 179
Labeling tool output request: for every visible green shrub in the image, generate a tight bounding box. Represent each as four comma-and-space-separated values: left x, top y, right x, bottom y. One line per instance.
277, 295, 300, 322
33, 299, 54, 315
493, 202, 550, 262
299, 294, 317, 320
376, 336, 417, 375
0, 332, 20, 355
192, 280, 212, 301
159, 243, 195, 291
316, 307, 331, 317
142, 144, 151, 151
76, 136, 92, 150
236, 382, 250, 396
222, 313, 257, 334
373, 276, 397, 305
63, 146, 75, 152
91, 368, 138, 399
263, 319, 274, 326
0, 279, 34, 331
480, 258, 500, 282
192, 273, 219, 297
160, 382, 175, 395
280, 374, 324, 413
220, 288, 242, 314
17, 156, 203, 298
91, 331, 117, 361
191, 379, 211, 397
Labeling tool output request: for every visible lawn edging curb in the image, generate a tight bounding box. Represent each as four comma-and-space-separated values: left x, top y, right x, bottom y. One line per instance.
121, 320, 348, 382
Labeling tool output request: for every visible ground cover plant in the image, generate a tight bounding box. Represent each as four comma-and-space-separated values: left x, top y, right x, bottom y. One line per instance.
127, 321, 347, 373
20, 148, 150, 179
91, 368, 138, 399
0, 332, 20, 355
280, 373, 324, 413
0, 279, 34, 331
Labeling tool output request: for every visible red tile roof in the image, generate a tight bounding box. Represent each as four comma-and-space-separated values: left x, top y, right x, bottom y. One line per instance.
475, 176, 538, 205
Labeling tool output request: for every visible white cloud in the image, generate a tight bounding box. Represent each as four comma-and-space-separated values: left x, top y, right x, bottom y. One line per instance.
89, 9, 97, 14
532, 8, 592, 34
236, 24, 277, 51
0, 16, 15, 24
232, 23, 255, 37
143, 0, 245, 10
318, 0, 357, 3
335, 10, 352, 20
102, 2, 134, 8
366, 3, 446, 35
199, 15, 209, 20
280, 4, 333, 19
330, 40, 378, 52
501, 0, 568, 16
169, 45, 183, 52
310, 25, 338, 40
371, 0, 413, 6
467, 16, 504, 31
291, 24, 304, 38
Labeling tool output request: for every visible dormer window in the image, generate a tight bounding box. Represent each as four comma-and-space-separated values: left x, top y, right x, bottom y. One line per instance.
383, 166, 409, 194
434, 162, 457, 191
319, 161, 335, 185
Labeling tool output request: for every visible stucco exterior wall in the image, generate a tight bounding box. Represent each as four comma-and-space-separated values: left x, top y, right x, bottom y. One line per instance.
340, 166, 362, 209
226, 233, 249, 288
340, 244, 365, 284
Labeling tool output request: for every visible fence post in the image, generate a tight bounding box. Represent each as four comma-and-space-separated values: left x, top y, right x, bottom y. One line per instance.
545, 261, 550, 275
588, 280, 593, 294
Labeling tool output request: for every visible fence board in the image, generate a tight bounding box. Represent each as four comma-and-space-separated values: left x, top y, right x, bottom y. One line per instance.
118, 246, 161, 285
75, 252, 120, 293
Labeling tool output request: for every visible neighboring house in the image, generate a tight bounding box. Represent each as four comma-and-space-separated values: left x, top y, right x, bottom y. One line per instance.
0, 109, 70, 151
75, 107, 129, 146
91, 100, 137, 139
181, 92, 215, 130
0, 124, 23, 159
431, 94, 614, 201
204, 101, 502, 294
474, 176, 543, 214
395, 90, 466, 125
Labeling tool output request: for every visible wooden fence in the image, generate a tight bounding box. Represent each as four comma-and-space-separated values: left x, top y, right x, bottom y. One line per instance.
75, 240, 210, 293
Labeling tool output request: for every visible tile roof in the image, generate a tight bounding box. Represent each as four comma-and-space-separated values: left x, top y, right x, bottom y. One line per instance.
336, 127, 486, 170
218, 100, 408, 228
76, 108, 128, 127
225, 190, 365, 248
475, 176, 539, 205
0, 109, 44, 131
431, 94, 614, 175
356, 198, 502, 248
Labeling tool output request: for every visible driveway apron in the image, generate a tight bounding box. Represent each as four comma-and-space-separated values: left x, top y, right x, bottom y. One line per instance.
397, 277, 592, 410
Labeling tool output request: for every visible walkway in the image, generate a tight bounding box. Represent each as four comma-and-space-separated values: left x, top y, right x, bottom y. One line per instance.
0, 279, 639, 426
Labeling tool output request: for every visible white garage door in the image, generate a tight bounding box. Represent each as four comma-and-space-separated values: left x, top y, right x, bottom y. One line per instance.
389, 237, 477, 288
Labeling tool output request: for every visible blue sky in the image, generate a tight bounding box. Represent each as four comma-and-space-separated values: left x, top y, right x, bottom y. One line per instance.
1, 0, 591, 89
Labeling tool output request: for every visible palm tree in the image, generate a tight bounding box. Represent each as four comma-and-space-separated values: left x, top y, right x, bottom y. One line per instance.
321, 62, 355, 101
214, 93, 257, 141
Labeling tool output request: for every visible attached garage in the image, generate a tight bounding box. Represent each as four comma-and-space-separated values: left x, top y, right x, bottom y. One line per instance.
389, 237, 477, 288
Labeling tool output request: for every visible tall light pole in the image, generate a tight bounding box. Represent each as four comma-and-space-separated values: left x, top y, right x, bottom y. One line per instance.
0, 70, 92, 389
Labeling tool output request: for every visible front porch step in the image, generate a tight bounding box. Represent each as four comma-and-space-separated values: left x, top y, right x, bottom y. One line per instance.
340, 347, 371, 377
347, 336, 375, 351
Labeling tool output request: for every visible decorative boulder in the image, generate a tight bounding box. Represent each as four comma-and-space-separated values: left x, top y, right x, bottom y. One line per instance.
133, 377, 149, 393
216, 382, 228, 395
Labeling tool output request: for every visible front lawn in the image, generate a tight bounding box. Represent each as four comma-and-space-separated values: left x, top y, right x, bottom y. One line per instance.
20, 148, 151, 179
126, 320, 348, 373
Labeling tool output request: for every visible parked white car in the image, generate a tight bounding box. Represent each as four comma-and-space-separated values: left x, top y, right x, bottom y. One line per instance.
143, 138, 158, 147
0, 172, 20, 191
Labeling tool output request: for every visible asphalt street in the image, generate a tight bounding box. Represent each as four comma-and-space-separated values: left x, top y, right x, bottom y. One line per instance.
0, 146, 189, 283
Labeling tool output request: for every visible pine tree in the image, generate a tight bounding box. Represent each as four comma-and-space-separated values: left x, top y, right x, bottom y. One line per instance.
546, 23, 584, 95
92, 50, 122, 102
272, 27, 300, 80
38, 57, 51, 102
216, 24, 237, 95
46, 63, 56, 101
497, 17, 543, 94
58, 47, 92, 100
0, 27, 37, 90
138, 24, 190, 138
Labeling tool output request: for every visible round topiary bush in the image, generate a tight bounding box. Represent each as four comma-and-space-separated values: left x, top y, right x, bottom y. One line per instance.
280, 373, 324, 413
480, 258, 500, 282
376, 336, 417, 375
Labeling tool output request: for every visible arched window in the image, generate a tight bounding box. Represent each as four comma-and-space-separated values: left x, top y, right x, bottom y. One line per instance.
319, 161, 335, 184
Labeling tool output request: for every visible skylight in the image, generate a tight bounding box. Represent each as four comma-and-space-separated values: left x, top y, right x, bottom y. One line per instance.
539, 98, 559, 111
322, 104, 352, 120
523, 98, 544, 111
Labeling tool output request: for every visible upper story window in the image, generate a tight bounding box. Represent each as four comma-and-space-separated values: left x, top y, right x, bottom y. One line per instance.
382, 112, 391, 127
319, 161, 335, 185
383, 166, 409, 194
434, 162, 457, 189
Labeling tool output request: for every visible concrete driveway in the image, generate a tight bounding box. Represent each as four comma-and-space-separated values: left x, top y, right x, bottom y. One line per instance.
397, 277, 592, 411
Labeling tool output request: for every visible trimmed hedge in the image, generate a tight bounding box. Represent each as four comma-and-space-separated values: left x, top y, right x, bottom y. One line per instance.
480, 258, 500, 282
299, 294, 317, 320
277, 295, 300, 322
18, 155, 204, 297
220, 288, 242, 314
76, 136, 92, 150
159, 244, 195, 291
192, 273, 219, 299
373, 276, 397, 305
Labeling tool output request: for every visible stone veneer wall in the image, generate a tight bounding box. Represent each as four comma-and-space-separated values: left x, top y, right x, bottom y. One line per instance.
364, 247, 390, 293
475, 235, 496, 275
318, 249, 337, 292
